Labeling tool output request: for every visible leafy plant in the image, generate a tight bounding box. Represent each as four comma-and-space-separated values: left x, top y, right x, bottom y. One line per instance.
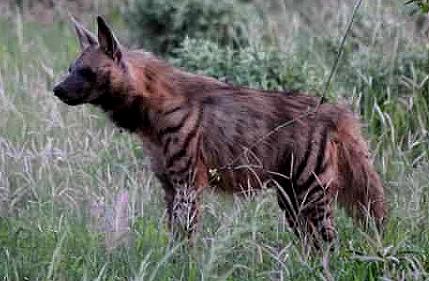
171, 38, 324, 92
406, 0, 429, 13
123, 0, 260, 54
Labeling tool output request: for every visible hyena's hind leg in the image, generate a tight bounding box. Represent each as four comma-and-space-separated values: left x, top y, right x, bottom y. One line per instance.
277, 181, 337, 249
277, 132, 339, 249
295, 136, 340, 248
295, 184, 337, 248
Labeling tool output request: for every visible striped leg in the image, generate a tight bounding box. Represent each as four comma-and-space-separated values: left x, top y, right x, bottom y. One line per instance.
287, 126, 338, 248
296, 184, 336, 248
156, 104, 206, 241
161, 181, 201, 242
164, 159, 208, 242
158, 171, 200, 241
277, 183, 335, 247
171, 183, 200, 240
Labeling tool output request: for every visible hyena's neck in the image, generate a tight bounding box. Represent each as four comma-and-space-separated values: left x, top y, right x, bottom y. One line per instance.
92, 53, 184, 135
93, 89, 151, 133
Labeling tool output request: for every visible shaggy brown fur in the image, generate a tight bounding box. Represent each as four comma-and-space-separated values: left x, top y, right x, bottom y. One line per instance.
53, 16, 386, 247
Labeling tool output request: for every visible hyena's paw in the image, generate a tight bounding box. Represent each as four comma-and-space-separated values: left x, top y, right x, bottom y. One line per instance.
294, 209, 338, 252
306, 218, 339, 253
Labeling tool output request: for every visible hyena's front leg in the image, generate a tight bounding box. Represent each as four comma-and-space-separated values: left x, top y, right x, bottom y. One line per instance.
159, 173, 199, 241
166, 160, 208, 242
171, 182, 201, 240
157, 173, 176, 231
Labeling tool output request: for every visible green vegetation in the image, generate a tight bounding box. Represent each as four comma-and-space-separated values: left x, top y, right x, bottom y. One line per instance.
124, 0, 260, 54
406, 0, 429, 13
1, 0, 429, 280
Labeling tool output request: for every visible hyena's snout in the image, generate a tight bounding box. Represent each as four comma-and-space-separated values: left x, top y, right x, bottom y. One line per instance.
53, 82, 80, 106
53, 83, 67, 99
53, 76, 90, 106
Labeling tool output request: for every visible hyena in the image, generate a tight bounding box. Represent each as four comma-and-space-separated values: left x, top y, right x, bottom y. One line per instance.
53, 16, 386, 248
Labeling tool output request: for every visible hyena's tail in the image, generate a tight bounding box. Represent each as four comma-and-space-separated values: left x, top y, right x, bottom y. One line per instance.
335, 114, 386, 228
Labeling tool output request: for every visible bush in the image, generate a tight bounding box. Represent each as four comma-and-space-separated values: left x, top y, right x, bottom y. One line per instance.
171, 38, 324, 92
124, 0, 260, 54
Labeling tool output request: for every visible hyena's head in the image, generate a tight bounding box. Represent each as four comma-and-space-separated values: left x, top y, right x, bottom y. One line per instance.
53, 16, 127, 106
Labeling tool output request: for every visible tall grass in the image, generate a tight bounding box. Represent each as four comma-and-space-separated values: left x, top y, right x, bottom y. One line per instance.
0, 1, 429, 280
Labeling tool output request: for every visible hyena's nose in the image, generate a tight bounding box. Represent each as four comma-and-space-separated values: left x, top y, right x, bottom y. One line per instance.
53, 84, 67, 98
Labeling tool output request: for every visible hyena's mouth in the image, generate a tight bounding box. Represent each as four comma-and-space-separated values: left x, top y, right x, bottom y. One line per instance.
54, 87, 92, 106
60, 97, 86, 106
58, 90, 101, 106
55, 94, 89, 106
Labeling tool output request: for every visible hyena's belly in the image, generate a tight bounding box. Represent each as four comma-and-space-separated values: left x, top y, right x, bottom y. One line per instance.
209, 167, 275, 194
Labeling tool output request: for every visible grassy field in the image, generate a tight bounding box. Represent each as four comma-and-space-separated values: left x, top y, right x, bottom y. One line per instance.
1, 1, 429, 280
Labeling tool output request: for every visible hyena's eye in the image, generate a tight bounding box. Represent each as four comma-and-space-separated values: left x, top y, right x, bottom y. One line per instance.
68, 65, 72, 73
77, 67, 96, 80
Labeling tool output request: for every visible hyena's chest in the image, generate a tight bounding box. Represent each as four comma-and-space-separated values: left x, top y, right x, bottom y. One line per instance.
139, 131, 201, 185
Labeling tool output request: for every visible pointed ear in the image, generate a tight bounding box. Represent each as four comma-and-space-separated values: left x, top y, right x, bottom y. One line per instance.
97, 16, 122, 62
70, 15, 97, 50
